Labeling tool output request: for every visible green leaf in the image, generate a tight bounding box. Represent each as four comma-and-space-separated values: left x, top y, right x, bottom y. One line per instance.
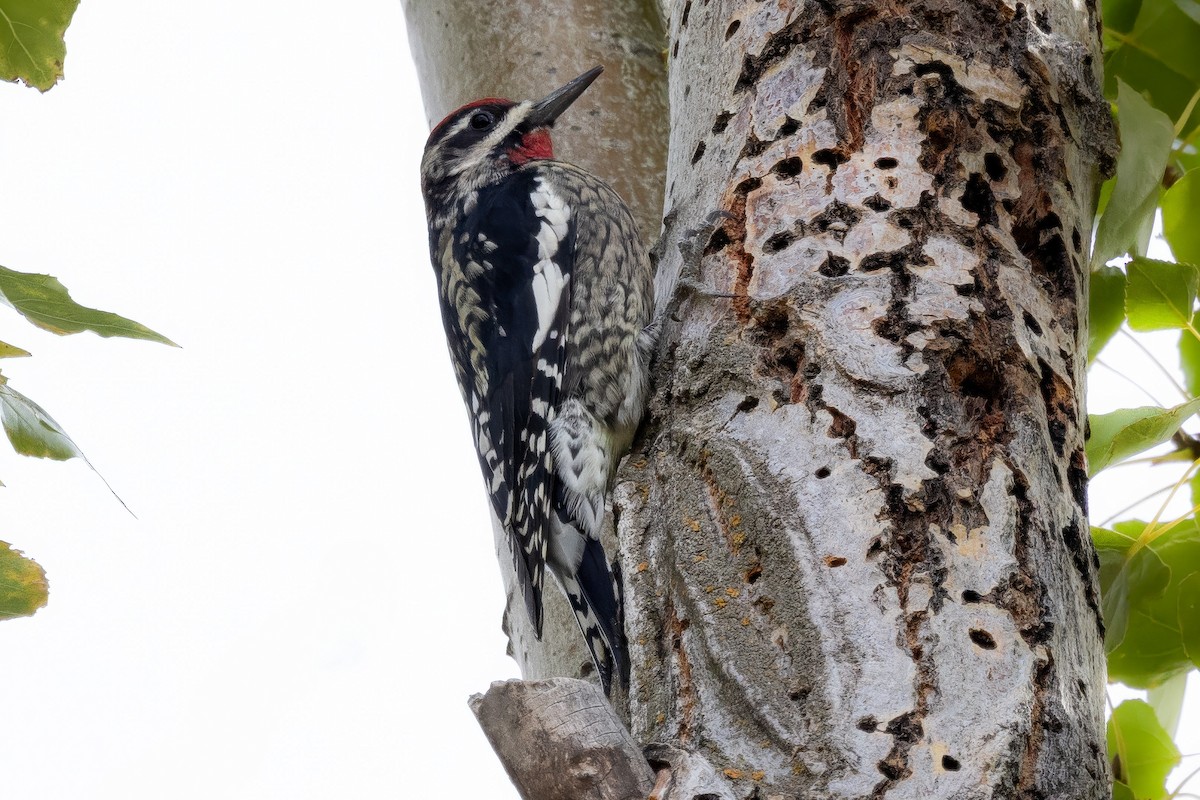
1086, 398, 1200, 474
1096, 520, 1200, 685
0, 265, 176, 345
1107, 699, 1181, 800
1093, 82, 1175, 266
1111, 782, 1136, 800
1104, 0, 1146, 34
0, 339, 30, 358
1126, 256, 1199, 330
0, 0, 79, 92
1104, 0, 1200, 135
1162, 169, 1200, 264
1182, 313, 1200, 396
0, 541, 47, 620
0, 378, 82, 460
1126, 0, 1200, 84
1094, 525, 1172, 655
1180, 570, 1200, 667
1146, 669, 1188, 738
1090, 266, 1128, 361
1171, 0, 1200, 25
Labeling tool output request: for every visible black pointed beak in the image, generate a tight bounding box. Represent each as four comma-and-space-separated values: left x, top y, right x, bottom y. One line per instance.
525, 66, 603, 128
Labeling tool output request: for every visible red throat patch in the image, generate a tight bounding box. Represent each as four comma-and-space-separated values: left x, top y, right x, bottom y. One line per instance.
510, 130, 554, 165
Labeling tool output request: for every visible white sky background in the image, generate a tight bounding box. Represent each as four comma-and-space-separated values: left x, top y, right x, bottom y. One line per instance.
0, 2, 1197, 798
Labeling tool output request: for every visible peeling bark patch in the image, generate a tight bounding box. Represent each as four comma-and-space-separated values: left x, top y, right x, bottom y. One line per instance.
716, 176, 761, 321
1038, 358, 1077, 457
960, 173, 999, 227
1063, 511, 1103, 633
942, 755, 961, 771
692, 141, 707, 164
771, 156, 804, 178
765, 231, 796, 253
820, 252, 850, 277
725, 19, 740, 40
984, 152, 1008, 181
826, 406, 858, 440
875, 156, 898, 169
863, 193, 892, 212
969, 628, 997, 649
705, 226, 732, 254
872, 708, 924, 794
711, 111, 733, 134
811, 148, 848, 170
760, 338, 806, 404
733, 15, 806, 94
1017, 657, 1056, 794
1068, 449, 1088, 514
666, 596, 696, 745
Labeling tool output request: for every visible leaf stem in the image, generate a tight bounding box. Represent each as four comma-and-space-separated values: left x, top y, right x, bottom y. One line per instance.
1177, 87, 1200, 138
1096, 483, 1173, 526
1119, 329, 1190, 401
1095, 356, 1171, 406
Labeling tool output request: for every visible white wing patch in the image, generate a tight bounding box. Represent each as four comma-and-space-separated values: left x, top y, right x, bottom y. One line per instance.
529, 178, 572, 352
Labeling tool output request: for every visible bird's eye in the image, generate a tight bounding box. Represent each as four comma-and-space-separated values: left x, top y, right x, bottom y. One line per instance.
469, 111, 495, 130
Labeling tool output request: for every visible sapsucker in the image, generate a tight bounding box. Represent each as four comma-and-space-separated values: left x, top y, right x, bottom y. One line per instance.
420, 66, 654, 692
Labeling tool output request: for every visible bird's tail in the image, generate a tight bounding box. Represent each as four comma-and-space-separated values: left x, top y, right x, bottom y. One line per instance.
557, 536, 629, 694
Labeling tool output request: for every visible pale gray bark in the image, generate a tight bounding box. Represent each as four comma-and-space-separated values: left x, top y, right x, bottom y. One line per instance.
406, 0, 1114, 797
619, 0, 1114, 796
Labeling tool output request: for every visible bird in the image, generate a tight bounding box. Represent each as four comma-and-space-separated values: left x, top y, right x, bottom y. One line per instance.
419, 66, 655, 692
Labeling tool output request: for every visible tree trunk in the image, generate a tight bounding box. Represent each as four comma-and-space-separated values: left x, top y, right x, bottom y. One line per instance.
403, 0, 669, 692
406, 0, 1116, 796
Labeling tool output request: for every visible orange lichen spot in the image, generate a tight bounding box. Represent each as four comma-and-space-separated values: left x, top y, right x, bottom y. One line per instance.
752, 771, 766, 782
705, 585, 715, 593
729, 513, 742, 527
725, 587, 740, 597
741, 617, 751, 626
714, 597, 728, 609
694, 552, 708, 563
632, 458, 648, 469
684, 515, 702, 532
637, 561, 650, 573
824, 555, 848, 567
723, 768, 744, 780
656, 712, 666, 725
732, 531, 747, 546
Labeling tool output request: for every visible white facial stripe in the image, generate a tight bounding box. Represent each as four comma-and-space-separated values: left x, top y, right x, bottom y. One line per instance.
449, 101, 533, 177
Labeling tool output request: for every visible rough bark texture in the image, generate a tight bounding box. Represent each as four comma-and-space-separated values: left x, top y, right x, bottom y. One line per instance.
406, 0, 1116, 797
616, 0, 1114, 797
403, 0, 669, 692
470, 678, 657, 800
